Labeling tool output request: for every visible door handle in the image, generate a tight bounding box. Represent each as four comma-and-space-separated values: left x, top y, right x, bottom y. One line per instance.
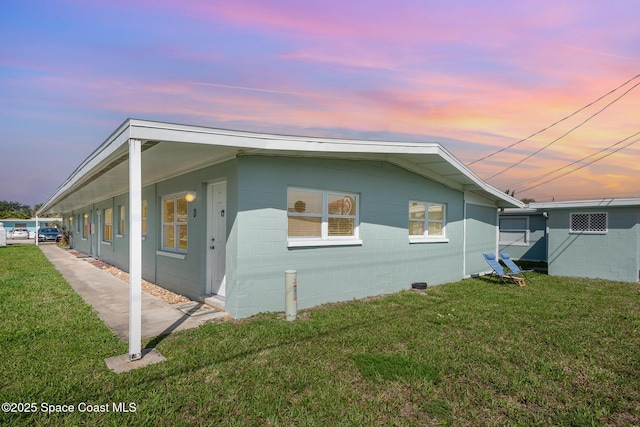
210, 246, 215, 250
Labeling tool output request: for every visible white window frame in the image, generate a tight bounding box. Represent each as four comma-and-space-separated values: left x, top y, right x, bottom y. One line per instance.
570, 212, 608, 234
499, 216, 529, 246
117, 205, 126, 237
287, 187, 362, 248
141, 200, 148, 237
408, 201, 449, 243
407, 200, 449, 243
103, 208, 113, 243
161, 194, 189, 254
82, 213, 89, 239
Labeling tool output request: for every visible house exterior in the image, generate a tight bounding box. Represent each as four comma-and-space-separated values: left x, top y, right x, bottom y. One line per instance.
529, 199, 640, 283
1, 218, 62, 239
38, 119, 522, 319
498, 208, 547, 262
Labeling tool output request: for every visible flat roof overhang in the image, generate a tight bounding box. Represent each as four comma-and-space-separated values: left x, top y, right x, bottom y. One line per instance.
529, 198, 640, 210
38, 119, 522, 214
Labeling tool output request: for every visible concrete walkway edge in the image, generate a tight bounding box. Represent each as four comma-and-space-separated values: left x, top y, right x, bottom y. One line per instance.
39, 244, 227, 341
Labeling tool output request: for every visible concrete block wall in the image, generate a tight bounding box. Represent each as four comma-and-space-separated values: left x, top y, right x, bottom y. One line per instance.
547, 207, 639, 283
499, 213, 547, 261
231, 155, 469, 318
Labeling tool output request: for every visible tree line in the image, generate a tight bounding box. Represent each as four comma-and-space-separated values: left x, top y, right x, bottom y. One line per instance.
0, 200, 55, 219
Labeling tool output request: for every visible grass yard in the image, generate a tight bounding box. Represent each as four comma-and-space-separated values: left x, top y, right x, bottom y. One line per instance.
1, 244, 639, 426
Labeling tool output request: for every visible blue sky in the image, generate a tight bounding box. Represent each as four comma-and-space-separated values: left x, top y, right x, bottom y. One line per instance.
1, 0, 639, 207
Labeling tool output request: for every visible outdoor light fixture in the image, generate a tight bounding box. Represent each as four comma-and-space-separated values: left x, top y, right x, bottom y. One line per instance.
185, 191, 197, 202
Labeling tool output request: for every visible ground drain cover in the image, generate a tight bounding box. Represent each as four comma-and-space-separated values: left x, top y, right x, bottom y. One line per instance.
174, 301, 219, 317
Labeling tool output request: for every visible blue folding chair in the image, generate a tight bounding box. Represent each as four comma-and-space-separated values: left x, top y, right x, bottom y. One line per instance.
499, 253, 534, 277
482, 253, 525, 286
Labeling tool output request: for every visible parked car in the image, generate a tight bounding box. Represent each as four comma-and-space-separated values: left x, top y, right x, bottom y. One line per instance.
10, 228, 30, 239
38, 227, 62, 242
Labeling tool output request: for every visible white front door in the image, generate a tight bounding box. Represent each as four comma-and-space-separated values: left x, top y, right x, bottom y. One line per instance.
206, 181, 227, 296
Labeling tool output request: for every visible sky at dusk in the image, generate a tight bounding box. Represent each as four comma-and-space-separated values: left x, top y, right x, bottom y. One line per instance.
1, 0, 639, 208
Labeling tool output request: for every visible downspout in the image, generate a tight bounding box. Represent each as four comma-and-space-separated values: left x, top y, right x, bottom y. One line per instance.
35, 215, 39, 246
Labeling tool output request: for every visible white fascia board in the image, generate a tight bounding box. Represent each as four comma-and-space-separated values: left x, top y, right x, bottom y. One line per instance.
500, 208, 542, 215
530, 198, 640, 210
128, 119, 443, 154
129, 120, 519, 207
37, 119, 132, 215
437, 146, 523, 208
39, 118, 523, 213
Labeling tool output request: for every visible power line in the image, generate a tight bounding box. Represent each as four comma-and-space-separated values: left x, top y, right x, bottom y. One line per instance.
514, 131, 640, 194
467, 73, 640, 166
486, 80, 640, 180
509, 130, 640, 191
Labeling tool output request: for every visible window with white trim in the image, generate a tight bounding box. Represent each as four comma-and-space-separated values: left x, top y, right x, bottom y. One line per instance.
570, 212, 607, 233
287, 187, 360, 246
103, 208, 113, 242
409, 201, 447, 241
162, 194, 189, 252
118, 205, 126, 235
499, 216, 529, 245
83, 213, 89, 238
141, 200, 148, 236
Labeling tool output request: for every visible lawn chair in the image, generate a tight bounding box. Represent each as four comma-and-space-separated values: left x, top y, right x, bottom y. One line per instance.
482, 253, 525, 286
499, 253, 534, 277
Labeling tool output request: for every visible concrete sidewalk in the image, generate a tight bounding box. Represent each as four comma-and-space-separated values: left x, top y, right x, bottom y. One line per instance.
39, 244, 227, 340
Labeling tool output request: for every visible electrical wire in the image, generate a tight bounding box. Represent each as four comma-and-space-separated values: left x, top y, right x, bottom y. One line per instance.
514, 132, 640, 194
509, 130, 640, 191
486, 80, 640, 180
467, 73, 640, 166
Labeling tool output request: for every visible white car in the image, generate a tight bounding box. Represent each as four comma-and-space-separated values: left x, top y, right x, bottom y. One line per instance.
11, 228, 30, 239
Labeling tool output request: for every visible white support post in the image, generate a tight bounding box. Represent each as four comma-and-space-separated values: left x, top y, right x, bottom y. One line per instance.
128, 139, 142, 361
35, 215, 39, 246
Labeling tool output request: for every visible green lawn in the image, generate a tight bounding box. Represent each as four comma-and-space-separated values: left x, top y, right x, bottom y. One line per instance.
1, 245, 639, 426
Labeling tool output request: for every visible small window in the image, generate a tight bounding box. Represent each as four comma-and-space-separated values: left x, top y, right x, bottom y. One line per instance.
141, 200, 148, 236
499, 216, 529, 246
162, 195, 189, 252
287, 187, 360, 246
118, 205, 126, 235
83, 214, 89, 238
409, 201, 447, 242
570, 213, 607, 233
104, 208, 113, 242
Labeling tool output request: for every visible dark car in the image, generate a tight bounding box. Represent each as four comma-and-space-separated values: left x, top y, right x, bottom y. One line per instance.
38, 227, 62, 242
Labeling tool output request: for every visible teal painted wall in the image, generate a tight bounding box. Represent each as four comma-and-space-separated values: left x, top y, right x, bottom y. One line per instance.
499, 213, 547, 261
547, 207, 639, 283
151, 159, 237, 300
465, 203, 498, 275
63, 159, 238, 302
60, 155, 504, 319
2, 220, 60, 236
229, 155, 469, 318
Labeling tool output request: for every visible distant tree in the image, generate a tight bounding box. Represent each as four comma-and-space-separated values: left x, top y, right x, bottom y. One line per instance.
0, 200, 32, 219
32, 203, 59, 218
